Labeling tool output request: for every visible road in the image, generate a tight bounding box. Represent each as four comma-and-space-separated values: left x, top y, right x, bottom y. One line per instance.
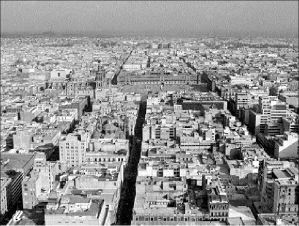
115, 97, 147, 225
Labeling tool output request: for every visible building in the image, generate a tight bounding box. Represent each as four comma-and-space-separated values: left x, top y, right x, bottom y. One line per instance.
86, 139, 129, 166
274, 133, 298, 160
59, 132, 90, 167
45, 196, 106, 225
273, 177, 298, 214
50, 69, 72, 81
117, 71, 199, 86
0, 175, 12, 219
257, 160, 298, 213
249, 96, 288, 135
0, 153, 36, 215
230, 91, 250, 117
203, 176, 229, 221
257, 213, 299, 225
282, 115, 299, 133
22, 153, 65, 209
13, 130, 33, 150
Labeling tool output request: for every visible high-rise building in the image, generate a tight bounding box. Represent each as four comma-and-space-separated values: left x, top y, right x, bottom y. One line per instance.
234, 91, 250, 117
249, 96, 287, 135
59, 132, 90, 167
258, 96, 287, 122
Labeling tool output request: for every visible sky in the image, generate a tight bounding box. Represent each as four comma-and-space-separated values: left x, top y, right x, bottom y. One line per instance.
1, 1, 298, 37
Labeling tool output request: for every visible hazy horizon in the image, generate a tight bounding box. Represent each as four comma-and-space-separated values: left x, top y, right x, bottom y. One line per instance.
1, 1, 298, 38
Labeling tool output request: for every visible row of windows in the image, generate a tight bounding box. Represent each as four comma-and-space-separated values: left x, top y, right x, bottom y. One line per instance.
210, 212, 228, 217
87, 158, 123, 162
63, 146, 85, 149
130, 81, 193, 85
210, 205, 228, 210
135, 216, 206, 222
63, 142, 86, 145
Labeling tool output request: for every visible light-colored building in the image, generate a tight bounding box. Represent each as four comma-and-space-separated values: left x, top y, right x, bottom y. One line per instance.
274, 132, 298, 160
22, 153, 65, 209
59, 132, 90, 167
45, 196, 106, 225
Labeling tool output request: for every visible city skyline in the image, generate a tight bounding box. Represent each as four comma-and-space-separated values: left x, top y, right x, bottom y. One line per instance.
1, 1, 298, 37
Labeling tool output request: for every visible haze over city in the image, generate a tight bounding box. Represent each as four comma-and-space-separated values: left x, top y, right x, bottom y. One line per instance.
1, 1, 298, 37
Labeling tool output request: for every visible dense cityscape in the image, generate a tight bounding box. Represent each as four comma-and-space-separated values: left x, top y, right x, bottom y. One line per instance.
1, 1, 299, 226
1, 34, 298, 226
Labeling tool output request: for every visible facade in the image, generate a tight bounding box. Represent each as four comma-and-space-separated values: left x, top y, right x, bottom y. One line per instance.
59, 133, 90, 167
203, 176, 229, 221
0, 153, 36, 214
0, 175, 12, 217
22, 153, 64, 209
233, 91, 250, 117
248, 96, 288, 136
118, 72, 200, 86
273, 178, 298, 214
258, 160, 298, 213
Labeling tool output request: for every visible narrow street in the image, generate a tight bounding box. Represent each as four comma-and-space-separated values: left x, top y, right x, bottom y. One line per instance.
112, 50, 133, 85
116, 97, 147, 225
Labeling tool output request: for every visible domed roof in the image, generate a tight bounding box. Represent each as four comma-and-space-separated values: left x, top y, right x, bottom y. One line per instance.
103, 122, 117, 132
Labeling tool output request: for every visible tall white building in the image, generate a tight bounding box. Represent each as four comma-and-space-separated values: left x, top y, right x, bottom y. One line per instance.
59, 132, 90, 167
